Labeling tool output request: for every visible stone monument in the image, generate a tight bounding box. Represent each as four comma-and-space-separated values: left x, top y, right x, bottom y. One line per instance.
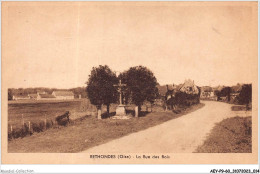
113, 80, 131, 119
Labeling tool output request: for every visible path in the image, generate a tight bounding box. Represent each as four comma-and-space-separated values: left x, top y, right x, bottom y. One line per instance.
82, 101, 251, 153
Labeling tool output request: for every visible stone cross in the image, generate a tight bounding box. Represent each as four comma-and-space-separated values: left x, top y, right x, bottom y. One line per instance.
114, 80, 126, 105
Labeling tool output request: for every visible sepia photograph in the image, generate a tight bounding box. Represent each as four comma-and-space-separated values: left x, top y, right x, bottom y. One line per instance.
1, 1, 258, 164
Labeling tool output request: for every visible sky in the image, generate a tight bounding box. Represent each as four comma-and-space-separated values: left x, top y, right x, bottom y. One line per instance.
2, 2, 258, 89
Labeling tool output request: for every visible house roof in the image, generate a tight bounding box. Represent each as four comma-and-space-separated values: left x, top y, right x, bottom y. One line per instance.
13, 94, 29, 98
36, 90, 46, 94
181, 79, 199, 88
231, 84, 243, 93
39, 94, 56, 98
157, 80, 201, 96
53, 91, 74, 96
179, 80, 192, 89
201, 86, 213, 92
157, 84, 174, 96
157, 85, 167, 96
179, 79, 200, 94
175, 84, 184, 91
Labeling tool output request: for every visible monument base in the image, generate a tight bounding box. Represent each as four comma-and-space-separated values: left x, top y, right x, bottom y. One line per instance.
111, 115, 131, 120
112, 105, 131, 119
115, 105, 126, 116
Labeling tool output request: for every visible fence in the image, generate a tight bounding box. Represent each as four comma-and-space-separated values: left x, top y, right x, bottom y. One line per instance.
8, 113, 70, 141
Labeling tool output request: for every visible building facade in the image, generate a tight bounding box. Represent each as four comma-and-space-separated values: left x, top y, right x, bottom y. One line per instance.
52, 91, 74, 100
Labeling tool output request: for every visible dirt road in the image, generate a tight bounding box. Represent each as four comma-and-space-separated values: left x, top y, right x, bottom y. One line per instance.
82, 101, 250, 153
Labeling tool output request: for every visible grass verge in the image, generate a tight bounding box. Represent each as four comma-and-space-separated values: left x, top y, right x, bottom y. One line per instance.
231, 105, 251, 111
195, 116, 252, 153
8, 103, 204, 153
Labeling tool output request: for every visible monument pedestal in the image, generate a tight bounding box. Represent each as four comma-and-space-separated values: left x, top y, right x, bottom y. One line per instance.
115, 105, 126, 116
112, 105, 131, 119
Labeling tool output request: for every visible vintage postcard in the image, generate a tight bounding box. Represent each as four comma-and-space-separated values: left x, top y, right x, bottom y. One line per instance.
1, 1, 258, 164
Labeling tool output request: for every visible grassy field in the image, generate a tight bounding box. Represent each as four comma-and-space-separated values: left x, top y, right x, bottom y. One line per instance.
231, 105, 251, 111
8, 103, 204, 153
8, 99, 96, 130
8, 99, 82, 104
196, 116, 252, 153
8, 99, 161, 129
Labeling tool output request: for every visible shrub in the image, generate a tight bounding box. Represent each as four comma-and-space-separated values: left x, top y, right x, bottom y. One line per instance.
8, 114, 70, 141
32, 122, 43, 133
175, 92, 200, 107
46, 120, 54, 129
56, 111, 70, 126
237, 84, 252, 106
9, 124, 30, 139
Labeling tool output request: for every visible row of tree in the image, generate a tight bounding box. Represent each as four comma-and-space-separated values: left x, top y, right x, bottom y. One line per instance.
86, 65, 159, 115
214, 84, 252, 105
8, 87, 87, 100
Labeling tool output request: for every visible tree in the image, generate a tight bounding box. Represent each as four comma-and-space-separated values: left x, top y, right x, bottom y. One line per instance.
8, 89, 13, 100
86, 65, 118, 117
214, 90, 221, 101
221, 87, 231, 102
237, 84, 252, 107
70, 87, 87, 98
119, 66, 158, 114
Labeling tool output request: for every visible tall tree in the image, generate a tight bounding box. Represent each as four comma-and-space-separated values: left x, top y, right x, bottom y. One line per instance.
8, 89, 13, 100
119, 66, 158, 114
214, 90, 221, 101
237, 84, 252, 107
86, 65, 118, 117
221, 87, 232, 102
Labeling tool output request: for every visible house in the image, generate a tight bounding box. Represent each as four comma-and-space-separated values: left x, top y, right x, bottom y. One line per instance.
230, 84, 243, 100
164, 80, 200, 109
157, 80, 200, 100
12, 94, 30, 100
178, 79, 200, 95
155, 84, 175, 107
36, 91, 47, 95
28, 93, 56, 100
38, 93, 56, 100
156, 80, 200, 109
52, 91, 74, 100
157, 84, 175, 98
231, 84, 243, 94
200, 86, 216, 100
